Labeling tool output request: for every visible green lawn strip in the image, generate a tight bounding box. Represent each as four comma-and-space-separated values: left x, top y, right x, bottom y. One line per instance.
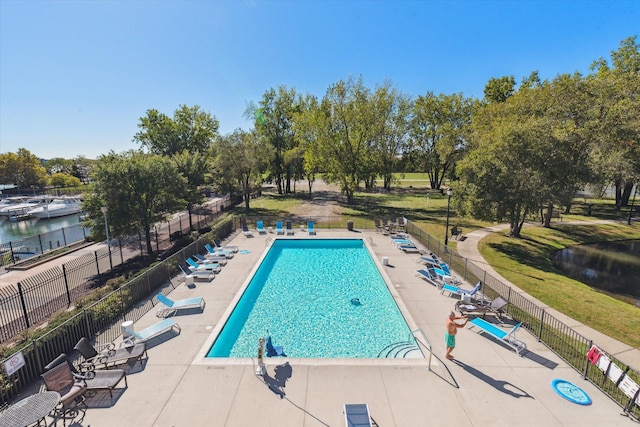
479, 223, 640, 349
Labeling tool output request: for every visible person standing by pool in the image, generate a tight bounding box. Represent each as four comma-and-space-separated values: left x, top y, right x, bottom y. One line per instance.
445, 311, 468, 360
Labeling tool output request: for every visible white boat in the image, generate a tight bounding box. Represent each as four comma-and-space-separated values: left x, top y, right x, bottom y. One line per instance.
0, 197, 28, 217
27, 197, 83, 219
0, 197, 51, 218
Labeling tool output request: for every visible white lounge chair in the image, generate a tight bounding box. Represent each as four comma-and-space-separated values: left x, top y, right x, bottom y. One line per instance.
120, 318, 181, 346
275, 221, 284, 235
307, 221, 316, 235
468, 318, 527, 356
441, 280, 482, 297
344, 403, 372, 427
241, 220, 254, 237
193, 253, 227, 265
180, 264, 215, 282
186, 257, 221, 273
205, 243, 234, 258
211, 241, 239, 253
155, 293, 206, 318
415, 268, 443, 288
256, 220, 267, 234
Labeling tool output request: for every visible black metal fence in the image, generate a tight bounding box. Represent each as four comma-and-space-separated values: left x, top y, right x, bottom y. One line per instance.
406, 221, 640, 421
0, 217, 235, 405
0, 197, 231, 344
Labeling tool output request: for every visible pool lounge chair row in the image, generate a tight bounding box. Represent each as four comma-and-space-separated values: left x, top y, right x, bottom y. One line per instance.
254, 220, 317, 235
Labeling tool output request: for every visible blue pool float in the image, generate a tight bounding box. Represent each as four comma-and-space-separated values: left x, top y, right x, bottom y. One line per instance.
550, 379, 591, 405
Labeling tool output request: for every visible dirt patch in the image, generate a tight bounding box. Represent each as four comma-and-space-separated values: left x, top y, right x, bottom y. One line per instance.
288, 180, 343, 218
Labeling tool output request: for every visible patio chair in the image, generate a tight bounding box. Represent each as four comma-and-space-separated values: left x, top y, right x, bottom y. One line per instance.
73, 337, 147, 370
155, 292, 206, 318
180, 264, 216, 282
307, 221, 316, 235
415, 268, 444, 288
205, 243, 235, 258
241, 220, 254, 237
256, 220, 267, 234
41, 361, 88, 425
212, 240, 239, 252
441, 280, 482, 297
468, 318, 527, 356
456, 296, 508, 319
193, 253, 227, 265
286, 220, 294, 235
44, 353, 127, 400
120, 318, 181, 347
275, 221, 284, 235
398, 244, 423, 254
433, 264, 463, 285
186, 257, 221, 273
344, 403, 372, 427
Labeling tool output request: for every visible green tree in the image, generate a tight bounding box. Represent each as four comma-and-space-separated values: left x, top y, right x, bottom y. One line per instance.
173, 149, 210, 231
249, 86, 302, 194
212, 130, 269, 210
50, 172, 81, 188
87, 151, 186, 254
134, 105, 219, 156
409, 92, 475, 190
483, 75, 516, 103
0, 148, 48, 190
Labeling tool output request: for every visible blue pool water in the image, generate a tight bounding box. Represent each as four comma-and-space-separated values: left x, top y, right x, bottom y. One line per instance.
207, 239, 414, 358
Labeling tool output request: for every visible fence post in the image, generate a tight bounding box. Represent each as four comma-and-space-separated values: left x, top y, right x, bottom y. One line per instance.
118, 238, 124, 265
62, 227, 67, 246
62, 264, 72, 306
538, 309, 545, 342
583, 340, 593, 379
17, 282, 30, 329
38, 235, 44, 254
84, 309, 93, 338
119, 288, 126, 322
94, 251, 102, 285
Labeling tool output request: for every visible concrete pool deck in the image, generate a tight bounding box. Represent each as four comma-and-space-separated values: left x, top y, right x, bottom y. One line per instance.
51, 230, 636, 426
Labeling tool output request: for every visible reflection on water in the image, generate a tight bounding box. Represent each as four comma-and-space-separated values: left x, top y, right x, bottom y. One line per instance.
551, 240, 640, 297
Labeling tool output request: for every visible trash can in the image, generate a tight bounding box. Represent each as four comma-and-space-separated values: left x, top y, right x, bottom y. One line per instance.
382, 257, 389, 266
461, 294, 471, 304
185, 276, 194, 287
121, 321, 135, 339
347, 220, 354, 231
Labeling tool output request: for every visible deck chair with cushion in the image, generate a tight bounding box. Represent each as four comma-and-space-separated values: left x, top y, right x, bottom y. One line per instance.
468, 318, 527, 356
120, 318, 181, 347
286, 220, 294, 235
213, 240, 239, 253
41, 361, 88, 425
155, 292, 206, 318
307, 221, 316, 235
256, 220, 267, 234
398, 244, 423, 254
416, 268, 444, 288
74, 337, 147, 370
441, 280, 482, 298
44, 353, 127, 400
432, 265, 463, 286
205, 243, 235, 258
193, 253, 227, 265
344, 403, 372, 427
241, 220, 254, 237
186, 257, 221, 273
180, 264, 215, 282
275, 221, 284, 235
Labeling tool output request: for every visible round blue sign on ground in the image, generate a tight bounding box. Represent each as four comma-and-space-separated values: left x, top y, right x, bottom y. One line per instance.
551, 379, 592, 405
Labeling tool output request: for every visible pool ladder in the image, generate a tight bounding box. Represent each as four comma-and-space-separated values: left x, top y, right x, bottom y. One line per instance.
265, 236, 274, 246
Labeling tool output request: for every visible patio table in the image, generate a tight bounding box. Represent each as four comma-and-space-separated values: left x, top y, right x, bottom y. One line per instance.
0, 391, 60, 427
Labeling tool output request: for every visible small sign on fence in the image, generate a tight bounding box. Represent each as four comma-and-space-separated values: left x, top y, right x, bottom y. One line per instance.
4, 350, 25, 376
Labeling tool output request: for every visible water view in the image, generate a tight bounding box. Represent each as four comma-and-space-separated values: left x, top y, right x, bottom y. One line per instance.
552, 240, 640, 306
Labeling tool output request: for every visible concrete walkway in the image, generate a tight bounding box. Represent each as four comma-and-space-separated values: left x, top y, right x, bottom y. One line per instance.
18, 229, 636, 426
455, 222, 640, 369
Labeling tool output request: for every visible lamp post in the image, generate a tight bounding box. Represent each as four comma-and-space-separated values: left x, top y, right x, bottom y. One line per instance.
101, 206, 113, 270
444, 188, 453, 246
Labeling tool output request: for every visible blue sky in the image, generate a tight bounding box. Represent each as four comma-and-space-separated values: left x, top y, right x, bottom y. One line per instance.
0, 0, 638, 160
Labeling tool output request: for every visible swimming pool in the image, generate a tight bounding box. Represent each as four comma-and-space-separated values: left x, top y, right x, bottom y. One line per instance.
206, 238, 420, 358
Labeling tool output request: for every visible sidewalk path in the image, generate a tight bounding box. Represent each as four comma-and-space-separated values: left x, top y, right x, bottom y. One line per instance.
456, 221, 640, 369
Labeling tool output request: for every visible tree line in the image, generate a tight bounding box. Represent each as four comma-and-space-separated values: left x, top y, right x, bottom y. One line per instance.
2, 36, 637, 243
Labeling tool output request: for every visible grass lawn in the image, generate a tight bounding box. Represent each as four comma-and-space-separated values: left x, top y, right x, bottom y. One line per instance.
479, 222, 640, 348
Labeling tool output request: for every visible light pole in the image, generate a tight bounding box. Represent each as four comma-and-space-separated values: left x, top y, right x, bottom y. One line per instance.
101, 206, 113, 270
444, 188, 453, 246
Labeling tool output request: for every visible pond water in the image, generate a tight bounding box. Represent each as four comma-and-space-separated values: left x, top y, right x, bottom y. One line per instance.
551, 240, 640, 304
